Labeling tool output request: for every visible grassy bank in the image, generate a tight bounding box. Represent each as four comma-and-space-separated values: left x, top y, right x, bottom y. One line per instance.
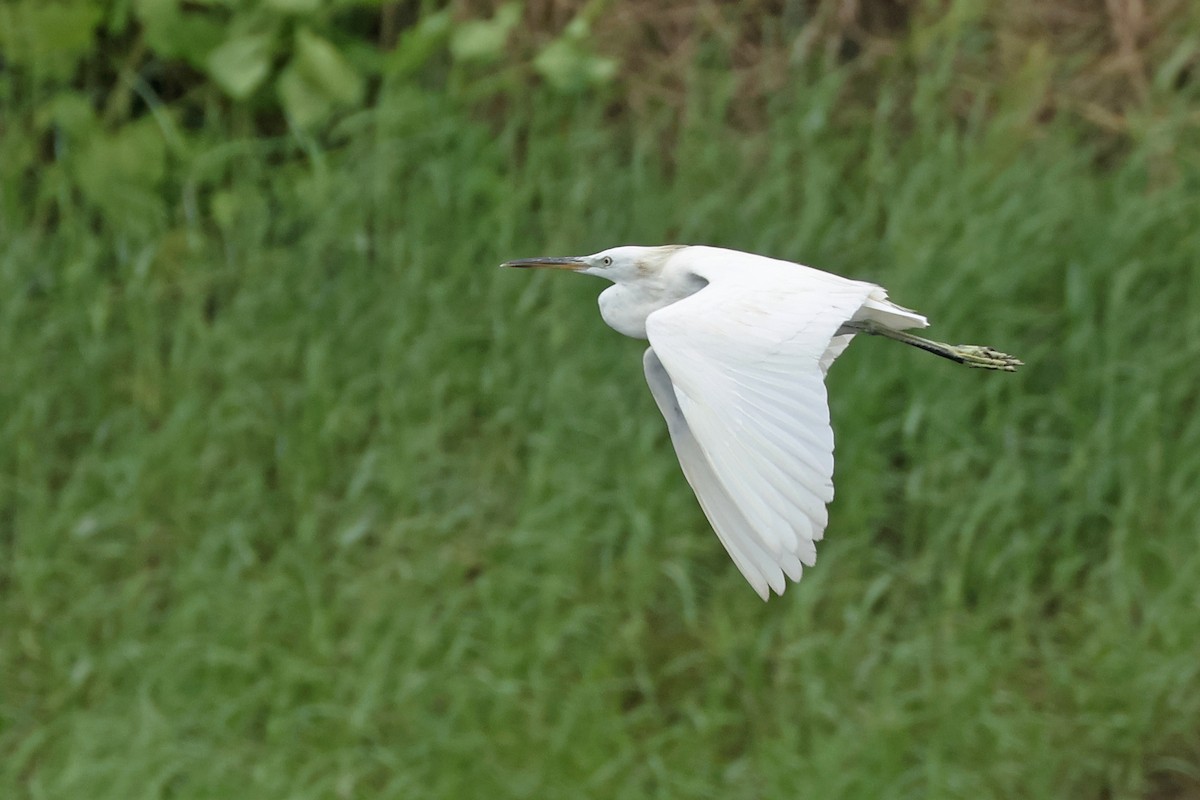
3, 58, 1200, 799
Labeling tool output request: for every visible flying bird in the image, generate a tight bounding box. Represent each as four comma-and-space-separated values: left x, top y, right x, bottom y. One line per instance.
501, 245, 1021, 600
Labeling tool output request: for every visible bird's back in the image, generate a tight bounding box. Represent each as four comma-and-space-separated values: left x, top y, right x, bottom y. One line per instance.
664, 246, 927, 331
668, 245, 868, 290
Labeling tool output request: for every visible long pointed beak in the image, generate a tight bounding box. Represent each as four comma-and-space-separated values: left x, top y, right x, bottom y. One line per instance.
499, 256, 588, 271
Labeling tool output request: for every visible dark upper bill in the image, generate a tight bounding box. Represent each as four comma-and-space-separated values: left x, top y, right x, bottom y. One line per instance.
499, 256, 588, 270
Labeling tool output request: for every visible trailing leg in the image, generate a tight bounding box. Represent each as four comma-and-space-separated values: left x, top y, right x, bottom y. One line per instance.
846, 320, 1023, 372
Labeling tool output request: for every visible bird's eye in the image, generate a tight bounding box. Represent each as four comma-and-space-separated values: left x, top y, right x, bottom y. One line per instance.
601, 256, 613, 267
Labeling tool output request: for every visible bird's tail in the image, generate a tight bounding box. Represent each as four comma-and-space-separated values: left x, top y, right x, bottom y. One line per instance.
854, 290, 929, 331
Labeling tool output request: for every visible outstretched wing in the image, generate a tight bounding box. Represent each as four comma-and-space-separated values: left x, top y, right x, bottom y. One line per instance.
644, 270, 875, 598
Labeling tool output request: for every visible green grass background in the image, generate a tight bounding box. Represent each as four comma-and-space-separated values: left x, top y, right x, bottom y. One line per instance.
4, 36, 1200, 800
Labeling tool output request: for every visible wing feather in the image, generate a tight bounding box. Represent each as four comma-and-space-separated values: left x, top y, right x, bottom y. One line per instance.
644, 266, 875, 598
643, 349, 787, 599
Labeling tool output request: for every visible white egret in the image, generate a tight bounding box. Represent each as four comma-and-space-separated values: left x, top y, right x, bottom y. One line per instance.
501, 245, 1021, 600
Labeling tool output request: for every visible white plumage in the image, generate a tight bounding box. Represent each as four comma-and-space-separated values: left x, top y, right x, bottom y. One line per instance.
502, 245, 1020, 599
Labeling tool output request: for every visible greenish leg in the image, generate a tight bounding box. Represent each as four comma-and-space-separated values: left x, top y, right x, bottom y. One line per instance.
849, 320, 1023, 372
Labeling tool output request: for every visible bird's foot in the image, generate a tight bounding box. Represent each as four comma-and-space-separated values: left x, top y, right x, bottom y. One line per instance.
952, 345, 1023, 372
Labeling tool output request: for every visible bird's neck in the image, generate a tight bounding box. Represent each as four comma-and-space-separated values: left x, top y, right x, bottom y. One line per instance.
597, 271, 705, 339
597, 284, 655, 338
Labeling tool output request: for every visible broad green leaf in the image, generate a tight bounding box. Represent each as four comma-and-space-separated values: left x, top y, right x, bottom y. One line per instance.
0, 0, 103, 80
75, 118, 167, 191
207, 33, 274, 99
335, 37, 385, 79
534, 38, 617, 93
209, 188, 268, 232
278, 64, 331, 128
292, 28, 363, 105
531, 14, 617, 94
450, 2, 521, 64
135, 0, 223, 67
71, 118, 168, 236
34, 92, 97, 139
384, 9, 451, 79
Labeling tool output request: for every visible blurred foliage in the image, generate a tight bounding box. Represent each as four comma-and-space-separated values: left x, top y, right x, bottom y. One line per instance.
3, 50, 1200, 798
0, 0, 617, 241
3, 1, 1200, 798
1, 0, 1198, 249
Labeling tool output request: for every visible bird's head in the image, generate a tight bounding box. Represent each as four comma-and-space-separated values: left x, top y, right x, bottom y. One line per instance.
500, 245, 683, 283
